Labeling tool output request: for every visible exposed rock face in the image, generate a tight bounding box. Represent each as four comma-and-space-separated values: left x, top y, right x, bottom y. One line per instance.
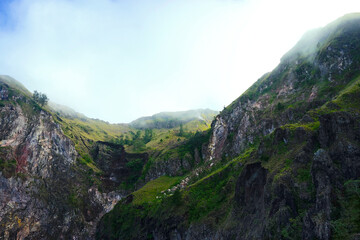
234, 162, 267, 236
231, 112, 360, 240
91, 141, 148, 191
143, 132, 210, 183
0, 95, 81, 239
144, 152, 192, 182
0, 83, 122, 239
307, 113, 360, 239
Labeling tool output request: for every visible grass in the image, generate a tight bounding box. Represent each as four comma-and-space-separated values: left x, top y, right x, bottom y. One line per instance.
0, 75, 32, 97
331, 75, 360, 111
132, 176, 182, 205
0, 158, 16, 178
281, 121, 320, 132
59, 117, 131, 144
52, 115, 132, 172
308, 74, 360, 119
331, 180, 360, 239
185, 159, 241, 223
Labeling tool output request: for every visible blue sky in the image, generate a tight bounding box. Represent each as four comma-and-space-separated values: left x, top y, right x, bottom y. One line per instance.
0, 0, 359, 123
0, 0, 13, 29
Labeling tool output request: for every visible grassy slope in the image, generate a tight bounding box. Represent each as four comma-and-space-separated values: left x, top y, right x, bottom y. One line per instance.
132, 176, 182, 205
53, 105, 215, 189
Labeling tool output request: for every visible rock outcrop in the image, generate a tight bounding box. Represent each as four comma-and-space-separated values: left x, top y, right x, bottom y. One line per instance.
0, 79, 122, 239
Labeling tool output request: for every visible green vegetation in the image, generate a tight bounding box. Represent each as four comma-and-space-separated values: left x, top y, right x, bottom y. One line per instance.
132, 176, 182, 205
178, 123, 185, 137
32, 90, 48, 106
308, 74, 360, 119
98, 155, 244, 239
111, 129, 154, 152
177, 130, 211, 158
331, 75, 360, 112
281, 121, 320, 132
332, 180, 360, 239
0, 75, 32, 97
0, 158, 16, 178
185, 161, 240, 222
122, 158, 146, 189
53, 115, 130, 172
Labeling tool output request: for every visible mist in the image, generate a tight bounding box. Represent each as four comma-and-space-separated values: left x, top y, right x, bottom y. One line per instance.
0, 0, 359, 123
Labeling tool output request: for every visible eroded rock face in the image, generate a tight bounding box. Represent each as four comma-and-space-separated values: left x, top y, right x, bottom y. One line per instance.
208, 115, 228, 161
234, 162, 267, 239
0, 101, 81, 239
305, 112, 360, 240
235, 162, 267, 209
0, 90, 123, 239
144, 152, 192, 182
234, 112, 360, 240
91, 141, 148, 191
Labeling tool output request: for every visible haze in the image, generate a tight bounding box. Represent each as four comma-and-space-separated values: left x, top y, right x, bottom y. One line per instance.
0, 0, 359, 123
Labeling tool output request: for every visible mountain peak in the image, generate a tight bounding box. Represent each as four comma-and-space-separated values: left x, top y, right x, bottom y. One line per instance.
281, 12, 360, 63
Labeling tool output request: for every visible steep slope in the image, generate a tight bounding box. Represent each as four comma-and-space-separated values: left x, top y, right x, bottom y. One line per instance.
0, 77, 143, 239
207, 12, 360, 161
0, 77, 86, 238
97, 13, 360, 240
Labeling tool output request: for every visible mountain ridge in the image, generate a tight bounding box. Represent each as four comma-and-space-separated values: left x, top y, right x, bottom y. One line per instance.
0, 13, 359, 240
130, 109, 218, 129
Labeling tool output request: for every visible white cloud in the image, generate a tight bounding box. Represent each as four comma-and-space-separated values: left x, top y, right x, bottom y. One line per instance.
0, 0, 359, 122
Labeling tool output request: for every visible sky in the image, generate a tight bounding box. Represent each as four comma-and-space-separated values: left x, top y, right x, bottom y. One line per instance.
0, 0, 359, 123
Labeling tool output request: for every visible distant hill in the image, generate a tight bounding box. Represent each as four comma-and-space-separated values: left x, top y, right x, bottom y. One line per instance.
48, 101, 89, 120
129, 109, 218, 129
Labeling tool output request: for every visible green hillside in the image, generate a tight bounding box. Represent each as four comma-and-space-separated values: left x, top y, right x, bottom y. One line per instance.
96, 13, 360, 240
1, 12, 360, 240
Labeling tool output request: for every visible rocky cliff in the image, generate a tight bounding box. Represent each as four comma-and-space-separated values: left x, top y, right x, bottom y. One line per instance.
97, 13, 360, 240
0, 77, 127, 239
